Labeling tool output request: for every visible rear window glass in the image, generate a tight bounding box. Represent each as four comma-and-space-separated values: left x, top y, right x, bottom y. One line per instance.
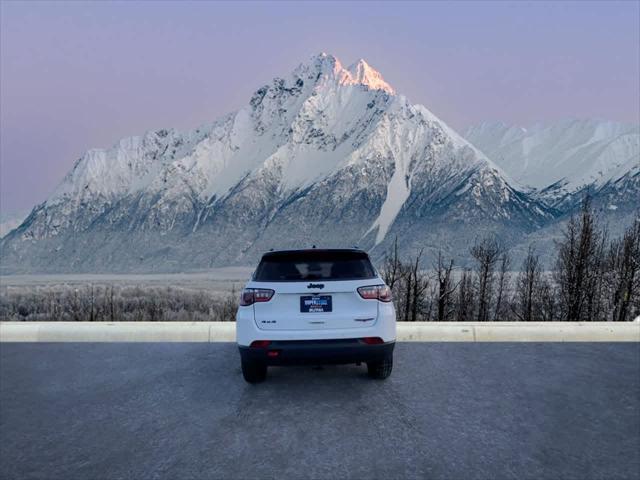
253, 250, 376, 282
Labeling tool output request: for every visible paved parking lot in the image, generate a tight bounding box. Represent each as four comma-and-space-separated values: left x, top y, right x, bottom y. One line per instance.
1, 342, 639, 480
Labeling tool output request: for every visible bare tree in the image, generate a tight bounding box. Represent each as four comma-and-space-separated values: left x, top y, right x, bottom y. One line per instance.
108, 285, 116, 322
538, 276, 556, 321
381, 242, 431, 322
409, 251, 430, 321
607, 218, 640, 322
456, 269, 475, 322
71, 288, 82, 322
493, 251, 511, 321
394, 251, 428, 322
554, 197, 602, 321
423, 283, 437, 321
381, 236, 402, 290
513, 246, 542, 322
585, 228, 608, 322
88, 284, 95, 322
434, 251, 456, 321
471, 235, 502, 322
381, 237, 411, 320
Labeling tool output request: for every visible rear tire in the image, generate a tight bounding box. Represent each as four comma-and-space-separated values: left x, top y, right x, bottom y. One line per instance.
241, 359, 267, 383
367, 354, 393, 379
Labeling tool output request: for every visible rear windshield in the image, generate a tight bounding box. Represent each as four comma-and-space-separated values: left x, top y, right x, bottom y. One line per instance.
253, 250, 376, 282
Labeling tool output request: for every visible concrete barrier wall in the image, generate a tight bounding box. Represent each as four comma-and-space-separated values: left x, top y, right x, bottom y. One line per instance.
1, 321, 638, 342
401, 322, 640, 342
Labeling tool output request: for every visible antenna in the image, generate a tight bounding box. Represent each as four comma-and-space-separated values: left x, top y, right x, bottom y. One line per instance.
312, 245, 316, 249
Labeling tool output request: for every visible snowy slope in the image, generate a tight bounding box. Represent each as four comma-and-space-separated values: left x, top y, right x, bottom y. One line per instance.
2, 53, 554, 273
464, 119, 639, 207
0, 212, 27, 238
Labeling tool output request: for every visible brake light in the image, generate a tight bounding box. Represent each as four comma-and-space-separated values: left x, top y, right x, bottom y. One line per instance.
357, 285, 392, 302
250, 340, 271, 348
362, 337, 384, 345
240, 288, 275, 306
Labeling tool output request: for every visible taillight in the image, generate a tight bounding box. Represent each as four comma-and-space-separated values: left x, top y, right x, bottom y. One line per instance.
239, 288, 275, 306
377, 285, 392, 302
357, 286, 379, 300
357, 285, 392, 302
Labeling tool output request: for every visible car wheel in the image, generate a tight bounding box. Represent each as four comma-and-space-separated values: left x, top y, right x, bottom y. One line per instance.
241, 359, 267, 383
367, 354, 393, 379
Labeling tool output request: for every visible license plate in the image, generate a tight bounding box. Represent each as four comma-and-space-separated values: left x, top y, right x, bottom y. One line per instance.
300, 295, 332, 313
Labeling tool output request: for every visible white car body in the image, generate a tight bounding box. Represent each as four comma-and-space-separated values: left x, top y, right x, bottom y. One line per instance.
236, 249, 396, 382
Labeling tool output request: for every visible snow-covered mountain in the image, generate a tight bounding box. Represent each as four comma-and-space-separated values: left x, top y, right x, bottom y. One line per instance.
464, 119, 639, 210
0, 212, 27, 239
1, 54, 557, 273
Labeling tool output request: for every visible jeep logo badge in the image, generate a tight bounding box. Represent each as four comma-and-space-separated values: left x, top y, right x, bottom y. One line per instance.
307, 283, 324, 289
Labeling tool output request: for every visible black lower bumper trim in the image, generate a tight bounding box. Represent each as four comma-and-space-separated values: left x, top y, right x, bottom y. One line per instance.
239, 339, 395, 366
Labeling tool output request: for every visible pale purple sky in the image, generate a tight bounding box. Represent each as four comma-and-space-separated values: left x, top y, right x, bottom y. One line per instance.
1, 0, 639, 213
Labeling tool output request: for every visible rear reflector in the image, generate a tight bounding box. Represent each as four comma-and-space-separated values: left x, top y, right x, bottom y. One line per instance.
250, 340, 271, 348
267, 351, 279, 357
361, 337, 384, 345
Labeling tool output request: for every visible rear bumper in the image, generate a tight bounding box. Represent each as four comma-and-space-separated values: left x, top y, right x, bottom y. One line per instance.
239, 339, 395, 366
236, 301, 396, 346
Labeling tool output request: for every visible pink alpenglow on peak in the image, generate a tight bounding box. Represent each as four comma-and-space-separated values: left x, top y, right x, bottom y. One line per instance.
347, 58, 396, 95
309, 53, 396, 95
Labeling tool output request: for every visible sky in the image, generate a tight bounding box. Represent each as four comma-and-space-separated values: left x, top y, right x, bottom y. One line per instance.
1, 0, 639, 214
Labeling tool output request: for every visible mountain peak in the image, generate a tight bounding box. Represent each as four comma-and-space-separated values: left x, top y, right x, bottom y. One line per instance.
301, 53, 395, 95
346, 58, 395, 94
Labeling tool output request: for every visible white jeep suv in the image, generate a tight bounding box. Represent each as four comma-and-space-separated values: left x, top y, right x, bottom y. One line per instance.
236, 248, 396, 383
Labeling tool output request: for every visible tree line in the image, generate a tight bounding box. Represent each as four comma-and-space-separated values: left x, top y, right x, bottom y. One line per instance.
382, 199, 640, 322
0, 285, 239, 322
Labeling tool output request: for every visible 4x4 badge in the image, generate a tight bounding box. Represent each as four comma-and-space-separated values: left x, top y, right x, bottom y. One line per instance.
307, 283, 324, 289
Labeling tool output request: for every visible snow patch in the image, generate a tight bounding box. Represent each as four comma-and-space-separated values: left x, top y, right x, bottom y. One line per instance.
367, 164, 410, 244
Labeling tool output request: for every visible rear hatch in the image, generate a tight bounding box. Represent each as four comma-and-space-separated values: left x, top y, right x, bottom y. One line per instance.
250, 249, 380, 331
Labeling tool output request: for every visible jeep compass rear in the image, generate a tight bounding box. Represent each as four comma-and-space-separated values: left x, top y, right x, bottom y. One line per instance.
236, 249, 396, 383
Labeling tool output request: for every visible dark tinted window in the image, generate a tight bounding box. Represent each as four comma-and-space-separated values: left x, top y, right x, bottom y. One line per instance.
254, 250, 376, 282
